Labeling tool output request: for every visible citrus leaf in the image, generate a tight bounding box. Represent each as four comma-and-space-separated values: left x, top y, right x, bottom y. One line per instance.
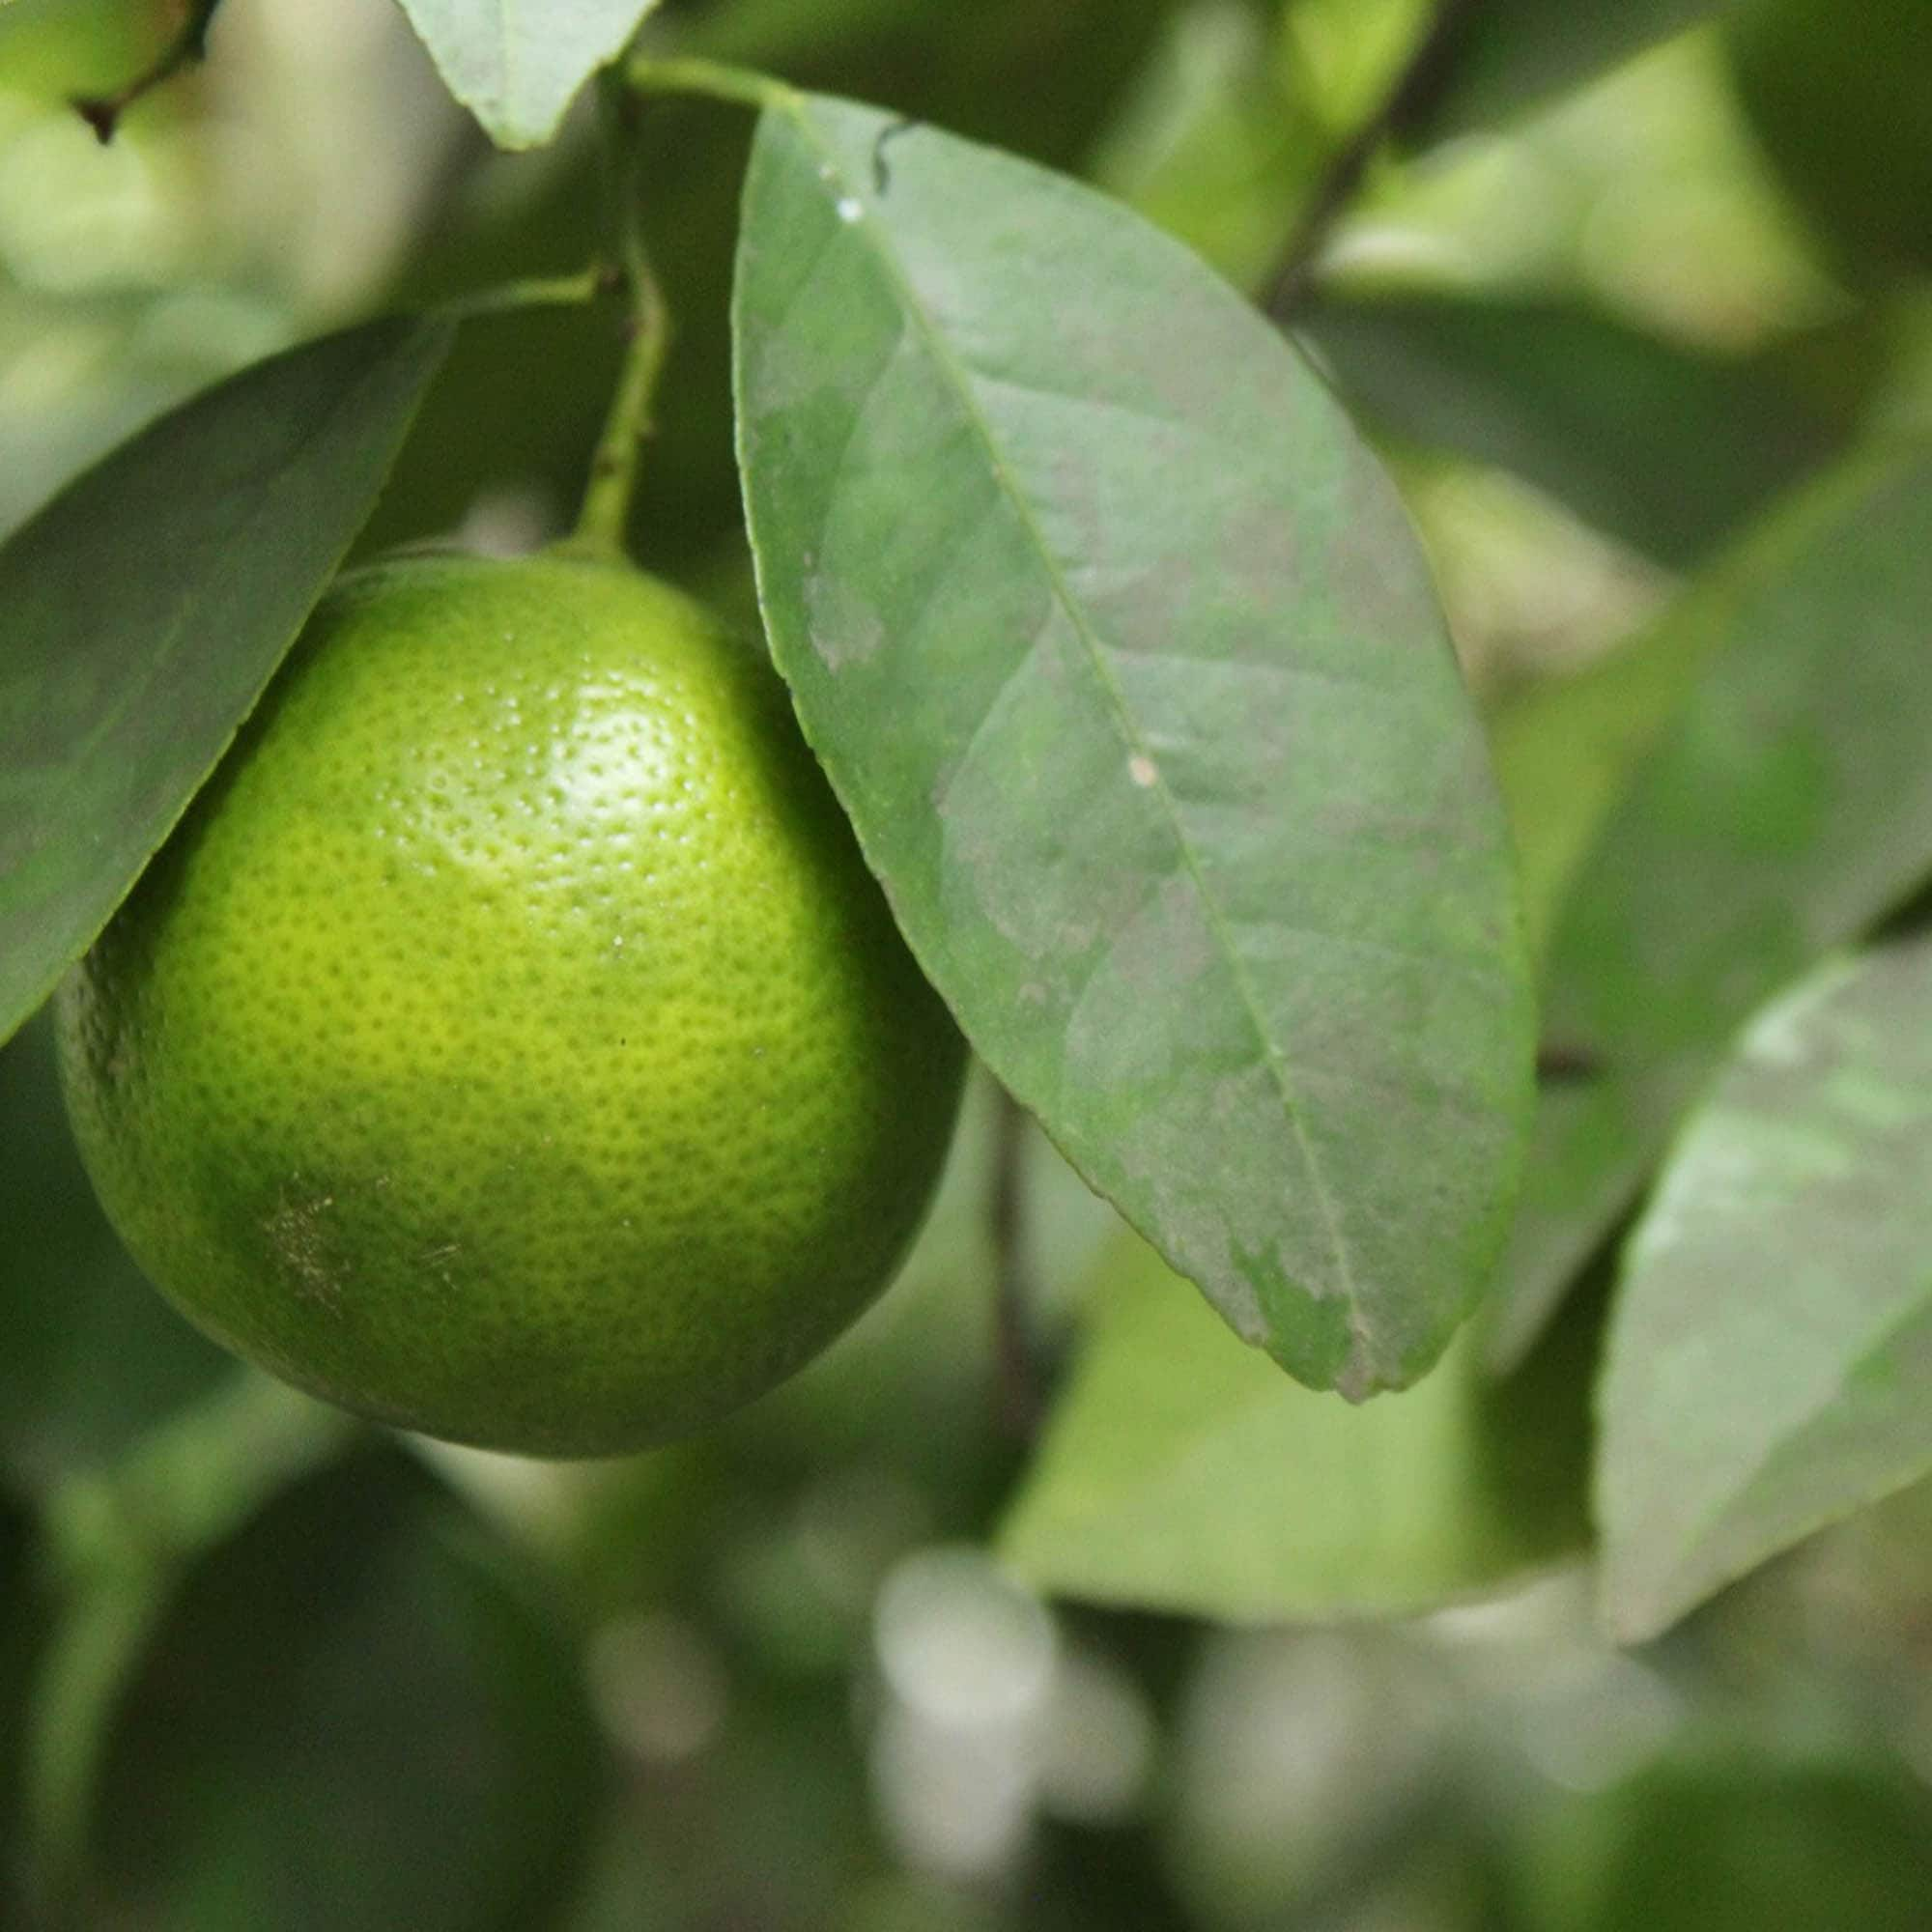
65, 1441, 603, 1930
995, 724, 1604, 1624
1598, 937, 1932, 1641
1489, 444, 1932, 1370
0, 317, 452, 1049
1517, 1751, 1932, 1932
1490, 618, 1721, 967
1408, 0, 1725, 145
732, 95, 1534, 1398
998, 1234, 1596, 1621
1725, 0, 1932, 279
391, 0, 656, 148
0, 1487, 46, 1912
0, 1015, 228, 1489
1300, 296, 1844, 568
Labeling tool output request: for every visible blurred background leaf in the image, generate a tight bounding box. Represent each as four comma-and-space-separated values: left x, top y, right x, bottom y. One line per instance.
999, 1235, 1598, 1621
1299, 295, 1846, 567
1492, 444, 1932, 1369
1724, 0, 1932, 282
1599, 935, 1932, 1640
60, 1438, 604, 1931
1406, 0, 1731, 145
1488, 609, 1716, 963
0, 1488, 48, 1921
1515, 1747, 1932, 1932
0, 1016, 230, 1490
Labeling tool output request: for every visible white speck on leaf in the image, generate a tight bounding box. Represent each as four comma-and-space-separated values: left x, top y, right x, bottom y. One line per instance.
837, 196, 864, 223
1128, 754, 1157, 789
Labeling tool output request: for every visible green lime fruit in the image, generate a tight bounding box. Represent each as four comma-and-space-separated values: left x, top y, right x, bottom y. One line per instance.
56, 552, 966, 1458
1726, 0, 1932, 278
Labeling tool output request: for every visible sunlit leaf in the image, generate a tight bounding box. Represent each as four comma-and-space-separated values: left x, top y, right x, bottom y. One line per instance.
0, 318, 452, 1047
1490, 444, 1932, 1368
1599, 937, 1932, 1640
734, 94, 1533, 1396
999, 1233, 1596, 1620
390, 0, 656, 148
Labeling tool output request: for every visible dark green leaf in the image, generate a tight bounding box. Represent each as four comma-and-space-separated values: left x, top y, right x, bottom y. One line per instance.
733, 95, 1534, 1397
1517, 1752, 1932, 1932
0, 1488, 46, 1908
77, 1442, 603, 1932
1299, 296, 1843, 567
999, 1233, 1597, 1620
1490, 445, 1932, 1368
392, 0, 656, 148
1412, 0, 1728, 145
1725, 0, 1932, 279
1598, 937, 1932, 1640
0, 285, 290, 550
0, 317, 451, 1047
0, 1016, 228, 1488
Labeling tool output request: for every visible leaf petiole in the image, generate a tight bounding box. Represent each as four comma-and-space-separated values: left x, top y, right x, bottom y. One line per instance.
440, 267, 612, 321
624, 53, 800, 117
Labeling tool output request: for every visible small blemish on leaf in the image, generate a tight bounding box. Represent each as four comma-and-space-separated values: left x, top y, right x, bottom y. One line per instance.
805, 572, 886, 669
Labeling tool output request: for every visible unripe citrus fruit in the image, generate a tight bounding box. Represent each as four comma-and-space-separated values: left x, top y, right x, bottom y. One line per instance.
56, 552, 965, 1457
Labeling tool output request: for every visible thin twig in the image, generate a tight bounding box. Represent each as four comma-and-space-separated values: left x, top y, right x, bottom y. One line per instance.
71, 0, 225, 144
1261, 0, 1483, 322
990, 1088, 1045, 1441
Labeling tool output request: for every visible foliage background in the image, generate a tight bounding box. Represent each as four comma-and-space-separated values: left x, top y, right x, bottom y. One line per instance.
5, 0, 1932, 1926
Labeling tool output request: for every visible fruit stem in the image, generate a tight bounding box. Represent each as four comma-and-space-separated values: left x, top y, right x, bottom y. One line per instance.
567, 66, 674, 560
